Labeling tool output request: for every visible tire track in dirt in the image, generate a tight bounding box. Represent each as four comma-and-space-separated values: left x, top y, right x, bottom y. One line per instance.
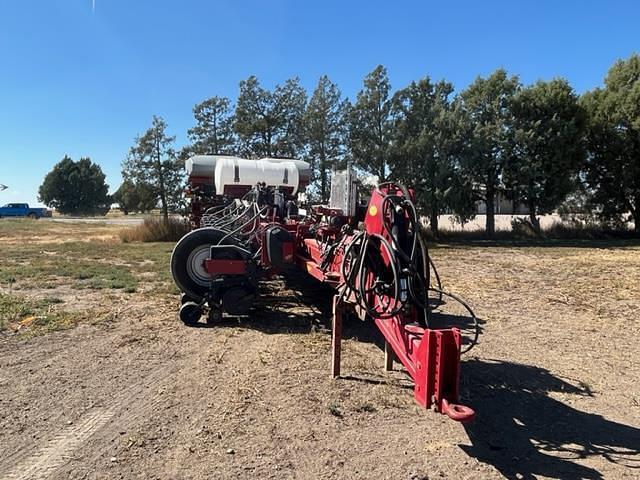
0, 318, 167, 470
2, 407, 118, 480
0, 362, 176, 480
59, 327, 240, 479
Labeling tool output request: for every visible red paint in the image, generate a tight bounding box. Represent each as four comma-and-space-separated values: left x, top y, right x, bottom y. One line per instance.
204, 259, 247, 275
195, 182, 474, 421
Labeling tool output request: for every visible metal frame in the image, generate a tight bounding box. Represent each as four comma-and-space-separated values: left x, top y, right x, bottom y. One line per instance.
182, 181, 476, 422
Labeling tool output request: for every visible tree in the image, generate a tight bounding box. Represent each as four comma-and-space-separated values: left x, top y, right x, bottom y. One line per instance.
187, 96, 236, 155
304, 75, 348, 201
348, 65, 394, 181
39, 156, 110, 215
581, 54, 640, 233
391, 77, 474, 236
234, 76, 307, 158
506, 79, 586, 231
122, 116, 183, 220
135, 182, 158, 212
458, 69, 520, 237
112, 180, 137, 215
176, 145, 195, 168
112, 180, 157, 214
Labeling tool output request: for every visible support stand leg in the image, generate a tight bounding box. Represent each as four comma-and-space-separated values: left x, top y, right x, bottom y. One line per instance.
331, 296, 343, 378
384, 340, 394, 371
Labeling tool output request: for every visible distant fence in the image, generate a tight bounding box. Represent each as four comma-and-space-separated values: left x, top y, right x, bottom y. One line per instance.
434, 214, 563, 232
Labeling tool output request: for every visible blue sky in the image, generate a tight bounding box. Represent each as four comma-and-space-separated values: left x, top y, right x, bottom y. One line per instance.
0, 0, 638, 206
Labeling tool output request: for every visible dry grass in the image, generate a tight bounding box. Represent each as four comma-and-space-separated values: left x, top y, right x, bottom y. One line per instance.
0, 218, 121, 244
119, 217, 189, 243
2, 219, 640, 478
423, 221, 636, 242
0, 219, 178, 336
541, 221, 635, 239
0, 241, 140, 292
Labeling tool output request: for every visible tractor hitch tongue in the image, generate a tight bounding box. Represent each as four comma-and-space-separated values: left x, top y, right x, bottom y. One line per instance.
171, 159, 477, 421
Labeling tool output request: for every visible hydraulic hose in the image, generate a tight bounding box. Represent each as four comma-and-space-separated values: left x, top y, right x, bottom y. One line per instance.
338, 183, 479, 352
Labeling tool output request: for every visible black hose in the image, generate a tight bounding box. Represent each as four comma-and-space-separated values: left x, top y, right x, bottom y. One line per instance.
338, 182, 479, 352
338, 230, 403, 319
357, 233, 403, 319
427, 288, 479, 354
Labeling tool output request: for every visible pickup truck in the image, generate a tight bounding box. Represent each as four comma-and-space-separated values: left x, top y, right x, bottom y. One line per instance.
0, 203, 51, 219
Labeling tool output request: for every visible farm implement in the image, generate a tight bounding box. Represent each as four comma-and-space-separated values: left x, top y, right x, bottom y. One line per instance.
171, 156, 477, 422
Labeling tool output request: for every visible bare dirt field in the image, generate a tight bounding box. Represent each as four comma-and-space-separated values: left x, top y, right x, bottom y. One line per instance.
0, 219, 639, 479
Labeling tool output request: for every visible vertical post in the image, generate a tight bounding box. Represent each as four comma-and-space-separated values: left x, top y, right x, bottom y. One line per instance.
384, 340, 394, 371
331, 296, 343, 378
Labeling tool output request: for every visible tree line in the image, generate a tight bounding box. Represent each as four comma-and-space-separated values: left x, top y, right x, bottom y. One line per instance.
39, 54, 640, 235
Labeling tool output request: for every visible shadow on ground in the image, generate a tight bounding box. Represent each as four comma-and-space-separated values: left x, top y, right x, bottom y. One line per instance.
181, 272, 639, 479
225, 269, 484, 349
460, 359, 640, 480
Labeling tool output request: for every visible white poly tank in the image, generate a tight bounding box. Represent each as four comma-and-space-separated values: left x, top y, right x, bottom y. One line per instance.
214, 158, 302, 195
259, 157, 311, 184
185, 155, 241, 179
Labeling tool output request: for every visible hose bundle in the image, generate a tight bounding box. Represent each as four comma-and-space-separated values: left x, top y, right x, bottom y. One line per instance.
337, 183, 479, 352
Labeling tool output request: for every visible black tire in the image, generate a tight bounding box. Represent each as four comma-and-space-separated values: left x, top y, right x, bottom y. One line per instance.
179, 301, 202, 326
170, 228, 227, 301
180, 292, 198, 305
28, 213, 37, 220
206, 306, 222, 325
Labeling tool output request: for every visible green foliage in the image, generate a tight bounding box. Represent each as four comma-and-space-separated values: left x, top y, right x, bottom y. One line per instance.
348, 65, 393, 181
0, 293, 33, 330
234, 76, 307, 158
391, 77, 475, 235
123, 116, 184, 220
304, 75, 348, 201
581, 54, 640, 233
600, 54, 640, 130
188, 96, 236, 155
458, 69, 521, 236
0, 247, 138, 292
38, 156, 110, 215
0, 222, 178, 335
113, 56, 640, 236
507, 79, 586, 231
112, 179, 157, 214
0, 293, 79, 335
112, 180, 136, 214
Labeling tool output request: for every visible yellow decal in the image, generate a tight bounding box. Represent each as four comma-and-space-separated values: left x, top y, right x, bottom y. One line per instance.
369, 205, 378, 217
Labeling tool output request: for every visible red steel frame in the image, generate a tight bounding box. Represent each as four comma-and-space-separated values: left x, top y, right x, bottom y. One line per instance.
202, 185, 475, 422
293, 185, 475, 422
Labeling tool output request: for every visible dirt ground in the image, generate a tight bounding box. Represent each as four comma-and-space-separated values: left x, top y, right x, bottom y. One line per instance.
0, 220, 639, 479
